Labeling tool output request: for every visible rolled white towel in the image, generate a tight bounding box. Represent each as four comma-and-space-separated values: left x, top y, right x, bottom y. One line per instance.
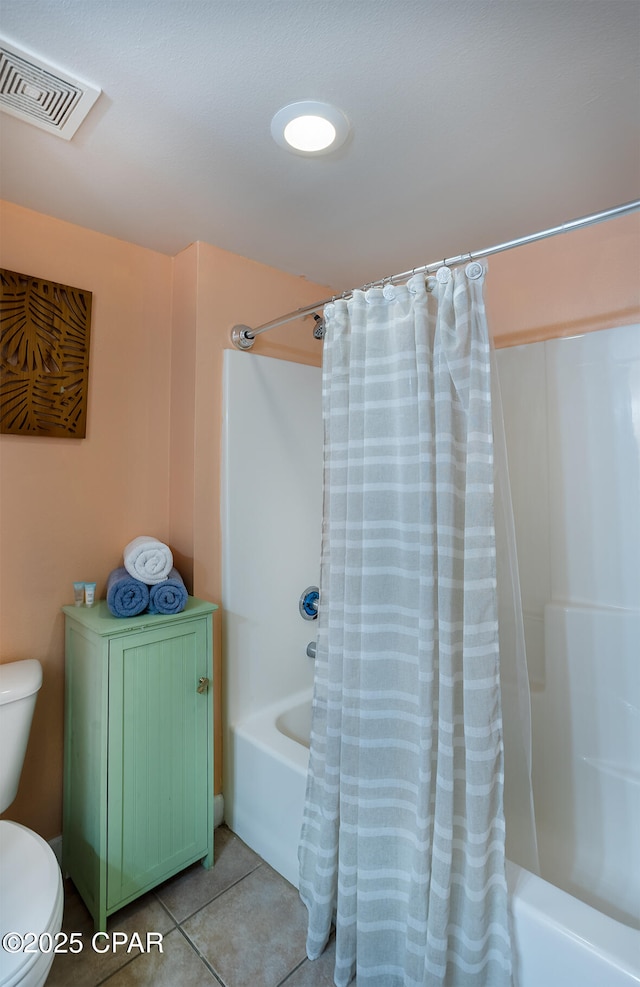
123, 536, 173, 585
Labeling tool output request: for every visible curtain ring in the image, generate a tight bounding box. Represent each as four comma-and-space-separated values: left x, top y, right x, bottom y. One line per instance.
382, 276, 396, 299
465, 260, 484, 280
436, 263, 452, 284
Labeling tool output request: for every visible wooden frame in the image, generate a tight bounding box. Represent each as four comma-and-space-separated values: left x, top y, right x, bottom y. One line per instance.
0, 268, 92, 437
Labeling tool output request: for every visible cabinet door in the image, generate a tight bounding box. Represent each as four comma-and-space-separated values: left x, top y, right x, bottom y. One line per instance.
106, 618, 211, 909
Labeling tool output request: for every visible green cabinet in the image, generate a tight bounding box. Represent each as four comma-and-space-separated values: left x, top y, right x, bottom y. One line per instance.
62, 597, 217, 931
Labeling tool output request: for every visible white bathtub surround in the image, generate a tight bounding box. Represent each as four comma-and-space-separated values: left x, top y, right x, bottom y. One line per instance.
298, 270, 514, 986
496, 323, 640, 928
221, 352, 322, 841
492, 346, 540, 876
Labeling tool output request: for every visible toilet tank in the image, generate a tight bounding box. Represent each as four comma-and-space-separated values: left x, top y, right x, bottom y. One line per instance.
0, 659, 42, 814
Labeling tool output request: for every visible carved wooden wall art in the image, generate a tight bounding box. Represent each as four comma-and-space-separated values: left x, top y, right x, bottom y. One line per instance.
0, 268, 92, 437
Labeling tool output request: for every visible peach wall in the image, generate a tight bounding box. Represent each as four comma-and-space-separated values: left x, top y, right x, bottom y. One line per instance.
0, 201, 173, 839
0, 197, 637, 842
487, 211, 639, 346
0, 202, 327, 840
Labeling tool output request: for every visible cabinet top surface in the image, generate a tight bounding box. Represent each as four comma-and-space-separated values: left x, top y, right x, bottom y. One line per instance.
62, 597, 217, 635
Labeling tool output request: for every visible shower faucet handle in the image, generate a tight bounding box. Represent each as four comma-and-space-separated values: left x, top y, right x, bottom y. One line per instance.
299, 586, 319, 620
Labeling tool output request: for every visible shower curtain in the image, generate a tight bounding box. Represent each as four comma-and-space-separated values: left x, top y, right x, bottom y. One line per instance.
298, 266, 513, 986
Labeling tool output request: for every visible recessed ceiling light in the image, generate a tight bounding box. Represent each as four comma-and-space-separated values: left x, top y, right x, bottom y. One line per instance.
271, 101, 350, 155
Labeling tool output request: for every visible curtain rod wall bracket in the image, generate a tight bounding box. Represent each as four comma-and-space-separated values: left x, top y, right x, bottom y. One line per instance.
231, 325, 256, 350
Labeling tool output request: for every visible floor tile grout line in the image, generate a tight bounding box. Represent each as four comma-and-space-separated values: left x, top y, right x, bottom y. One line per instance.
167, 858, 306, 987
174, 923, 227, 986
277, 954, 310, 986
152, 891, 181, 929
93, 951, 140, 987
89, 924, 225, 987
154, 859, 265, 927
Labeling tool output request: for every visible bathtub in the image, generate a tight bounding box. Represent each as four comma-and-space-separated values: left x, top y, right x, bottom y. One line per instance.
229, 689, 640, 987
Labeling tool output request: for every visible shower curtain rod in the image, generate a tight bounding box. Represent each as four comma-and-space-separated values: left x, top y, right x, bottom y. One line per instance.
230, 198, 640, 349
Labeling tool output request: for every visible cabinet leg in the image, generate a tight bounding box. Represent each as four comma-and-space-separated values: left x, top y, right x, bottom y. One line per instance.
94, 905, 108, 935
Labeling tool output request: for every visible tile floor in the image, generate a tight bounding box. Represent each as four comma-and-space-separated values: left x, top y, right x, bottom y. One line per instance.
48, 826, 339, 987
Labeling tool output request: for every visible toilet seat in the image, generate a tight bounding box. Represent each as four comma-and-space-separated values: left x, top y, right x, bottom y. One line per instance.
0, 821, 63, 987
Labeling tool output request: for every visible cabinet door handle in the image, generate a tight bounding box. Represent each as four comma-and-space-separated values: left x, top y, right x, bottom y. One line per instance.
197, 676, 210, 694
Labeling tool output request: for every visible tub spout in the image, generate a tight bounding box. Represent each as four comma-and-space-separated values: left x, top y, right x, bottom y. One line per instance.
306, 641, 317, 659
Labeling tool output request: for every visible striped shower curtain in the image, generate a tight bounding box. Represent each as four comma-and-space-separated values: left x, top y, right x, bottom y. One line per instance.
298, 266, 512, 986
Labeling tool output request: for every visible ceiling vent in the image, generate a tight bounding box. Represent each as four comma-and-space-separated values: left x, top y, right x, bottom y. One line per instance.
0, 38, 100, 140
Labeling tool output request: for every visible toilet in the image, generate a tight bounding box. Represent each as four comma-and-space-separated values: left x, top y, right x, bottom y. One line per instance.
0, 660, 63, 987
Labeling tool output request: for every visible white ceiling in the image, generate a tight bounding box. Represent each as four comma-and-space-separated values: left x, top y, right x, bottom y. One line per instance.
0, 1, 638, 294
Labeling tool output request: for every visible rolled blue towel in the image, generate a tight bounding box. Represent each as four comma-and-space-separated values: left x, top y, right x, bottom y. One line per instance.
148, 567, 188, 615
106, 567, 150, 618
